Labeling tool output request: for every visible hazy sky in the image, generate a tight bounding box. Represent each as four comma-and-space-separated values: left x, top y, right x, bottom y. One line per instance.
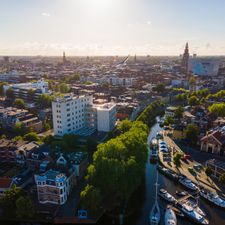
1, 0, 225, 56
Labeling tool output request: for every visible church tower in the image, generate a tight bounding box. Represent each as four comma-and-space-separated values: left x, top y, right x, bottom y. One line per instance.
181, 42, 189, 74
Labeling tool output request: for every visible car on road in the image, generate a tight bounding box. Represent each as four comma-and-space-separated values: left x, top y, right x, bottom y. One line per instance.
181, 154, 192, 161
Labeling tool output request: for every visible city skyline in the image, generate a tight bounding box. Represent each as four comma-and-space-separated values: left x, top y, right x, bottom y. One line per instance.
1, 0, 225, 56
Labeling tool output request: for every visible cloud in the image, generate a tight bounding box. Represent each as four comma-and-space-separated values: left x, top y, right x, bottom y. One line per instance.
41, 12, 50, 17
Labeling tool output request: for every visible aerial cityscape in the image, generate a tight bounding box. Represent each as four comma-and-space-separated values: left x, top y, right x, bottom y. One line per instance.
0, 1, 225, 225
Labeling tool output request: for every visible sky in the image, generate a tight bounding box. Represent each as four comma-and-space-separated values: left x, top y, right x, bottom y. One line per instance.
1, 0, 225, 56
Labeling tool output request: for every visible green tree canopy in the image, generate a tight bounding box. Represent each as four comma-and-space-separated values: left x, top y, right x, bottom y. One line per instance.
173, 153, 182, 168
188, 95, 199, 106
185, 124, 199, 146
38, 93, 54, 108
174, 106, 184, 119
208, 103, 225, 117
16, 196, 35, 219
0, 185, 23, 217
14, 98, 26, 109
24, 132, 40, 142
80, 185, 102, 214
163, 115, 175, 126
153, 83, 166, 93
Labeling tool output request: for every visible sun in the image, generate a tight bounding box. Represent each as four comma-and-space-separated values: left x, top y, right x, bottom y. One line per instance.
85, 0, 115, 9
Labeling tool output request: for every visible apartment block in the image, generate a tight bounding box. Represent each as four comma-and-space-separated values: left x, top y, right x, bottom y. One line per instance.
52, 94, 116, 136
35, 169, 76, 205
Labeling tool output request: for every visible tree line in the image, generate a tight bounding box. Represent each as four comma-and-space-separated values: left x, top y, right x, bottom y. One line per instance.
80, 101, 165, 216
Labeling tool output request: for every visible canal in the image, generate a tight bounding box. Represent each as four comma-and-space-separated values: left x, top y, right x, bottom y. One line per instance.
97, 119, 225, 225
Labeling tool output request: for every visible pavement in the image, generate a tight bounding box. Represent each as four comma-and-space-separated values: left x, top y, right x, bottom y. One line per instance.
160, 132, 223, 194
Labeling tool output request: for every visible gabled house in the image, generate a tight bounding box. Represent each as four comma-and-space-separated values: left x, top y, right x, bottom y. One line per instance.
200, 127, 225, 156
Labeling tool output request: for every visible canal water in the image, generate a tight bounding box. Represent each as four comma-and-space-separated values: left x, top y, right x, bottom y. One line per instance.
97, 120, 225, 225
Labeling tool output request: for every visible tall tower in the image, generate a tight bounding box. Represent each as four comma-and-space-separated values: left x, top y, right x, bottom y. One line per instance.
181, 42, 189, 74
63, 51, 66, 64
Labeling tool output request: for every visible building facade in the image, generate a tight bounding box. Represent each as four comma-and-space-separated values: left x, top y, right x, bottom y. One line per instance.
52, 94, 116, 136
35, 169, 76, 205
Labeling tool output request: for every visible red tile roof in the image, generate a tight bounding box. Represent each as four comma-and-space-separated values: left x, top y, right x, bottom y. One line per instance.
0, 178, 13, 188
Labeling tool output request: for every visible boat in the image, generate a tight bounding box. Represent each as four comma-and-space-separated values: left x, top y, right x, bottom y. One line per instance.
200, 189, 225, 208
170, 206, 184, 217
158, 189, 177, 204
164, 206, 177, 225
150, 138, 158, 149
157, 165, 179, 181
149, 171, 160, 224
176, 203, 209, 224
185, 197, 206, 217
179, 177, 199, 191
156, 131, 163, 140
149, 148, 158, 163
175, 190, 188, 197
149, 138, 159, 163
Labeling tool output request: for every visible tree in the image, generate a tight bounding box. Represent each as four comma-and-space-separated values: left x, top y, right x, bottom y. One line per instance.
16, 196, 35, 219
12, 136, 23, 141
24, 132, 40, 142
14, 122, 24, 134
174, 106, 184, 119
43, 121, 51, 131
117, 119, 133, 134
188, 96, 199, 106
6, 88, 14, 99
153, 83, 166, 93
163, 115, 175, 126
208, 103, 225, 117
86, 137, 98, 153
185, 124, 199, 146
219, 173, 225, 184
205, 166, 213, 177
59, 83, 70, 93
80, 185, 102, 214
0, 185, 23, 217
14, 98, 26, 109
173, 153, 182, 168
38, 94, 54, 108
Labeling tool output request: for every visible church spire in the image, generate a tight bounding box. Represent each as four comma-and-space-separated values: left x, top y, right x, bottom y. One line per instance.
181, 42, 189, 74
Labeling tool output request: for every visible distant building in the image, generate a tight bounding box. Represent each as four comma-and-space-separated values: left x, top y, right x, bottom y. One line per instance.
189, 58, 220, 76
181, 42, 189, 74
3, 78, 49, 101
63, 51, 66, 64
35, 169, 76, 205
52, 94, 116, 136
0, 107, 43, 132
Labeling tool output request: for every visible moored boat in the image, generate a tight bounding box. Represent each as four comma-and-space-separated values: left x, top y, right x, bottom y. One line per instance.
164, 206, 177, 225
176, 203, 209, 224
175, 190, 188, 197
157, 165, 179, 181
200, 189, 225, 208
158, 189, 177, 204
149, 170, 161, 224
179, 177, 199, 191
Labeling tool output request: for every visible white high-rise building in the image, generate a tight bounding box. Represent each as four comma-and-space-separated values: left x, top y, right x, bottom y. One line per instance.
52, 94, 116, 136
52, 94, 96, 136
94, 103, 117, 132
